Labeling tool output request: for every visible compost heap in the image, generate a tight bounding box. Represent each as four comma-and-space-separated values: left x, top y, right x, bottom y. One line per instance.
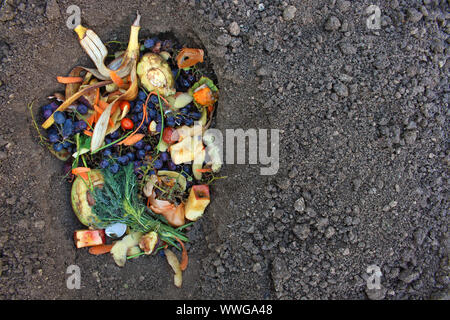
32, 12, 222, 288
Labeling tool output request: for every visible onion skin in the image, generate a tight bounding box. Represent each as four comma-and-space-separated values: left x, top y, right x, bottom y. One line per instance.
148, 192, 185, 227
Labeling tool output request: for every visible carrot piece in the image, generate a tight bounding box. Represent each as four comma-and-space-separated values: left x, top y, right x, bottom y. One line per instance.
94, 88, 100, 106
176, 48, 204, 69
195, 168, 212, 173
98, 100, 109, 110
83, 130, 93, 137
72, 167, 91, 182
89, 244, 114, 255
175, 237, 188, 271
120, 133, 145, 146
72, 167, 91, 174
110, 100, 120, 115
57, 76, 84, 84
93, 104, 104, 115
110, 70, 124, 88
193, 86, 215, 106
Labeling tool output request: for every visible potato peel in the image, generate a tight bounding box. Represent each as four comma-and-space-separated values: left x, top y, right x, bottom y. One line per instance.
110, 232, 142, 267
164, 249, 182, 288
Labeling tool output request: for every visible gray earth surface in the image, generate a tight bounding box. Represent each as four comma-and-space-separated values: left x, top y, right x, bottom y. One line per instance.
0, 0, 448, 300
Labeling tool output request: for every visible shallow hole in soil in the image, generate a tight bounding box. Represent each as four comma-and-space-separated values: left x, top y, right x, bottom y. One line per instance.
33, 22, 223, 295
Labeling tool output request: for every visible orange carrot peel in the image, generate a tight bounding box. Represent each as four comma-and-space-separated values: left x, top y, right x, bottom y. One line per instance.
57, 76, 84, 84
89, 244, 114, 255
110, 70, 125, 88
72, 167, 91, 183
175, 237, 188, 271
176, 48, 204, 69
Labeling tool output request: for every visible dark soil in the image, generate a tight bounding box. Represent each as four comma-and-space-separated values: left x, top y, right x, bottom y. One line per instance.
0, 0, 448, 300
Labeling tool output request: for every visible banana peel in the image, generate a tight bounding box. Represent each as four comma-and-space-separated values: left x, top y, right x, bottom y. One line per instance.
89, 14, 141, 152
73, 13, 141, 80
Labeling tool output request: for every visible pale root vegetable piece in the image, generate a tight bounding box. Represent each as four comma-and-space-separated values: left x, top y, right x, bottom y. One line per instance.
126, 246, 141, 258
158, 140, 169, 152
173, 92, 193, 109
192, 149, 206, 181
169, 136, 205, 165
165, 249, 182, 288
185, 185, 210, 222
175, 125, 201, 141
138, 231, 159, 255
110, 232, 142, 267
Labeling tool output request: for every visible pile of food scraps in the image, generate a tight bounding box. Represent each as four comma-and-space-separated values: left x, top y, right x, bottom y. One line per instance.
29, 12, 223, 288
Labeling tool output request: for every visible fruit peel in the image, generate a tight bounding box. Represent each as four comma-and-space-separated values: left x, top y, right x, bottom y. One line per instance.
137, 53, 175, 97
185, 185, 210, 221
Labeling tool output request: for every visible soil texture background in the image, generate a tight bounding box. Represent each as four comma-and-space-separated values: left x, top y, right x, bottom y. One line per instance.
0, 0, 448, 300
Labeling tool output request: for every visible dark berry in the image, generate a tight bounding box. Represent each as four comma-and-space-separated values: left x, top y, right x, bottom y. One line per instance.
43, 109, 53, 119
99, 159, 109, 169
153, 159, 163, 170
134, 140, 144, 149
62, 119, 74, 137
167, 160, 177, 171
103, 148, 112, 157
50, 102, 59, 112
144, 144, 152, 152
134, 101, 144, 113
75, 121, 87, 132
190, 111, 202, 120
148, 108, 157, 119
62, 141, 72, 149
150, 95, 159, 105
48, 133, 59, 143
138, 90, 147, 101
117, 156, 129, 166
53, 142, 63, 152
109, 163, 120, 174
126, 152, 135, 161
53, 111, 66, 124
42, 104, 52, 112
182, 165, 192, 174
160, 152, 169, 162
131, 114, 140, 124
166, 116, 175, 127
184, 117, 194, 126
144, 38, 155, 49
110, 130, 120, 140
77, 104, 88, 115
136, 149, 146, 160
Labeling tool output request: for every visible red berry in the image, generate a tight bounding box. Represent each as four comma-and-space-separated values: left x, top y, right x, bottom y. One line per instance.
121, 118, 134, 130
